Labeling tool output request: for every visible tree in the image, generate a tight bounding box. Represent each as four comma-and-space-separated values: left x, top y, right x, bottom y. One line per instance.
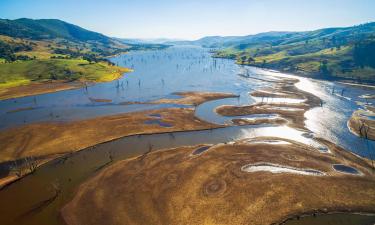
247, 57, 255, 64
240, 55, 247, 64
262, 59, 267, 67
319, 60, 330, 75
353, 40, 375, 69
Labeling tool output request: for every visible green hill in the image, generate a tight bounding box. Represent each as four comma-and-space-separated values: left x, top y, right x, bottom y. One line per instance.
0, 18, 137, 99
212, 22, 375, 82
0, 18, 109, 43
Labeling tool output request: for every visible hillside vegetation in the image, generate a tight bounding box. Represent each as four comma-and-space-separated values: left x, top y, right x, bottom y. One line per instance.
0, 18, 145, 98
210, 22, 375, 82
0, 59, 130, 89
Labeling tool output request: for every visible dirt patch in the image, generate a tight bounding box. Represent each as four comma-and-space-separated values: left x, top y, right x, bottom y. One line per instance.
0, 81, 84, 100
232, 117, 288, 126
348, 107, 375, 140
152, 91, 239, 106
6, 107, 35, 113
88, 97, 112, 103
61, 137, 375, 225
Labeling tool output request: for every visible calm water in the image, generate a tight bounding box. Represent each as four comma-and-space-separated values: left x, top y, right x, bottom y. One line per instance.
0, 46, 374, 157
0, 46, 374, 225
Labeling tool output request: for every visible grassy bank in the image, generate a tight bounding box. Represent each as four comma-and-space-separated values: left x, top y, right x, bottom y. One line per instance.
0, 59, 130, 89
215, 45, 375, 82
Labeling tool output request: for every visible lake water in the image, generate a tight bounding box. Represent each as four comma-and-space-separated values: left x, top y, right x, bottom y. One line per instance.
0, 46, 374, 225
1, 45, 373, 157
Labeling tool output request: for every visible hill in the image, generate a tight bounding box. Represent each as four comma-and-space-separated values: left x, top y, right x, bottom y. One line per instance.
0, 18, 109, 43
212, 22, 375, 82
0, 18, 135, 99
169, 32, 297, 48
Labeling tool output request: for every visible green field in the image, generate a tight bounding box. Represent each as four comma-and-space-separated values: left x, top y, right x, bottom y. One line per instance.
0, 59, 130, 89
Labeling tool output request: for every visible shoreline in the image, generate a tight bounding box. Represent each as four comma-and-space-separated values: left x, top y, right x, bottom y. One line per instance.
213, 55, 375, 86
276, 209, 375, 225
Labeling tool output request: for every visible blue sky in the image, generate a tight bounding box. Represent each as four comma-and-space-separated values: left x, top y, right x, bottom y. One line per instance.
1, 0, 375, 40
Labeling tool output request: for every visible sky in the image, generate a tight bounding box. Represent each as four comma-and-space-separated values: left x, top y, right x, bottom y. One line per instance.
1, 0, 375, 40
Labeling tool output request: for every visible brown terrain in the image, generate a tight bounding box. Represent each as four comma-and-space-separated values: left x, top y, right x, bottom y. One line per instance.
61, 137, 375, 225
216, 77, 321, 129
0, 81, 83, 100
152, 91, 239, 106
348, 106, 375, 140
0, 107, 219, 163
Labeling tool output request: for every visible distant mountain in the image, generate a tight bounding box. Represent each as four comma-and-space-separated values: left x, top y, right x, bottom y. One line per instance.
0, 18, 110, 44
0, 18, 171, 60
116, 38, 183, 45
169, 32, 297, 48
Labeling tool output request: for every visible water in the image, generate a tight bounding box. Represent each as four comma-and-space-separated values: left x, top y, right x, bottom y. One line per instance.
0, 46, 270, 129
144, 119, 173, 127
284, 213, 375, 225
192, 145, 211, 155
0, 46, 374, 158
0, 46, 375, 225
332, 164, 361, 175
241, 163, 325, 176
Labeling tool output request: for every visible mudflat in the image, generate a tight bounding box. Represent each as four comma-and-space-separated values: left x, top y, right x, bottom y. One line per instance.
348, 106, 375, 140
61, 137, 375, 225
216, 77, 321, 129
0, 107, 220, 163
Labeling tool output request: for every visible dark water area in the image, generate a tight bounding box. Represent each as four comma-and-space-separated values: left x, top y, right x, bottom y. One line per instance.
192, 145, 211, 155
144, 119, 173, 127
284, 213, 375, 225
333, 164, 360, 175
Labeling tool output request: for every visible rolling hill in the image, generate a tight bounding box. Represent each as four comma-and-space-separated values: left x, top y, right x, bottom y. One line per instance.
0, 18, 110, 43
211, 22, 375, 82
0, 18, 135, 99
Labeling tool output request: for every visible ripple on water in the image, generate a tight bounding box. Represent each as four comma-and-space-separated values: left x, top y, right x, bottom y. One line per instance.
241, 163, 325, 176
